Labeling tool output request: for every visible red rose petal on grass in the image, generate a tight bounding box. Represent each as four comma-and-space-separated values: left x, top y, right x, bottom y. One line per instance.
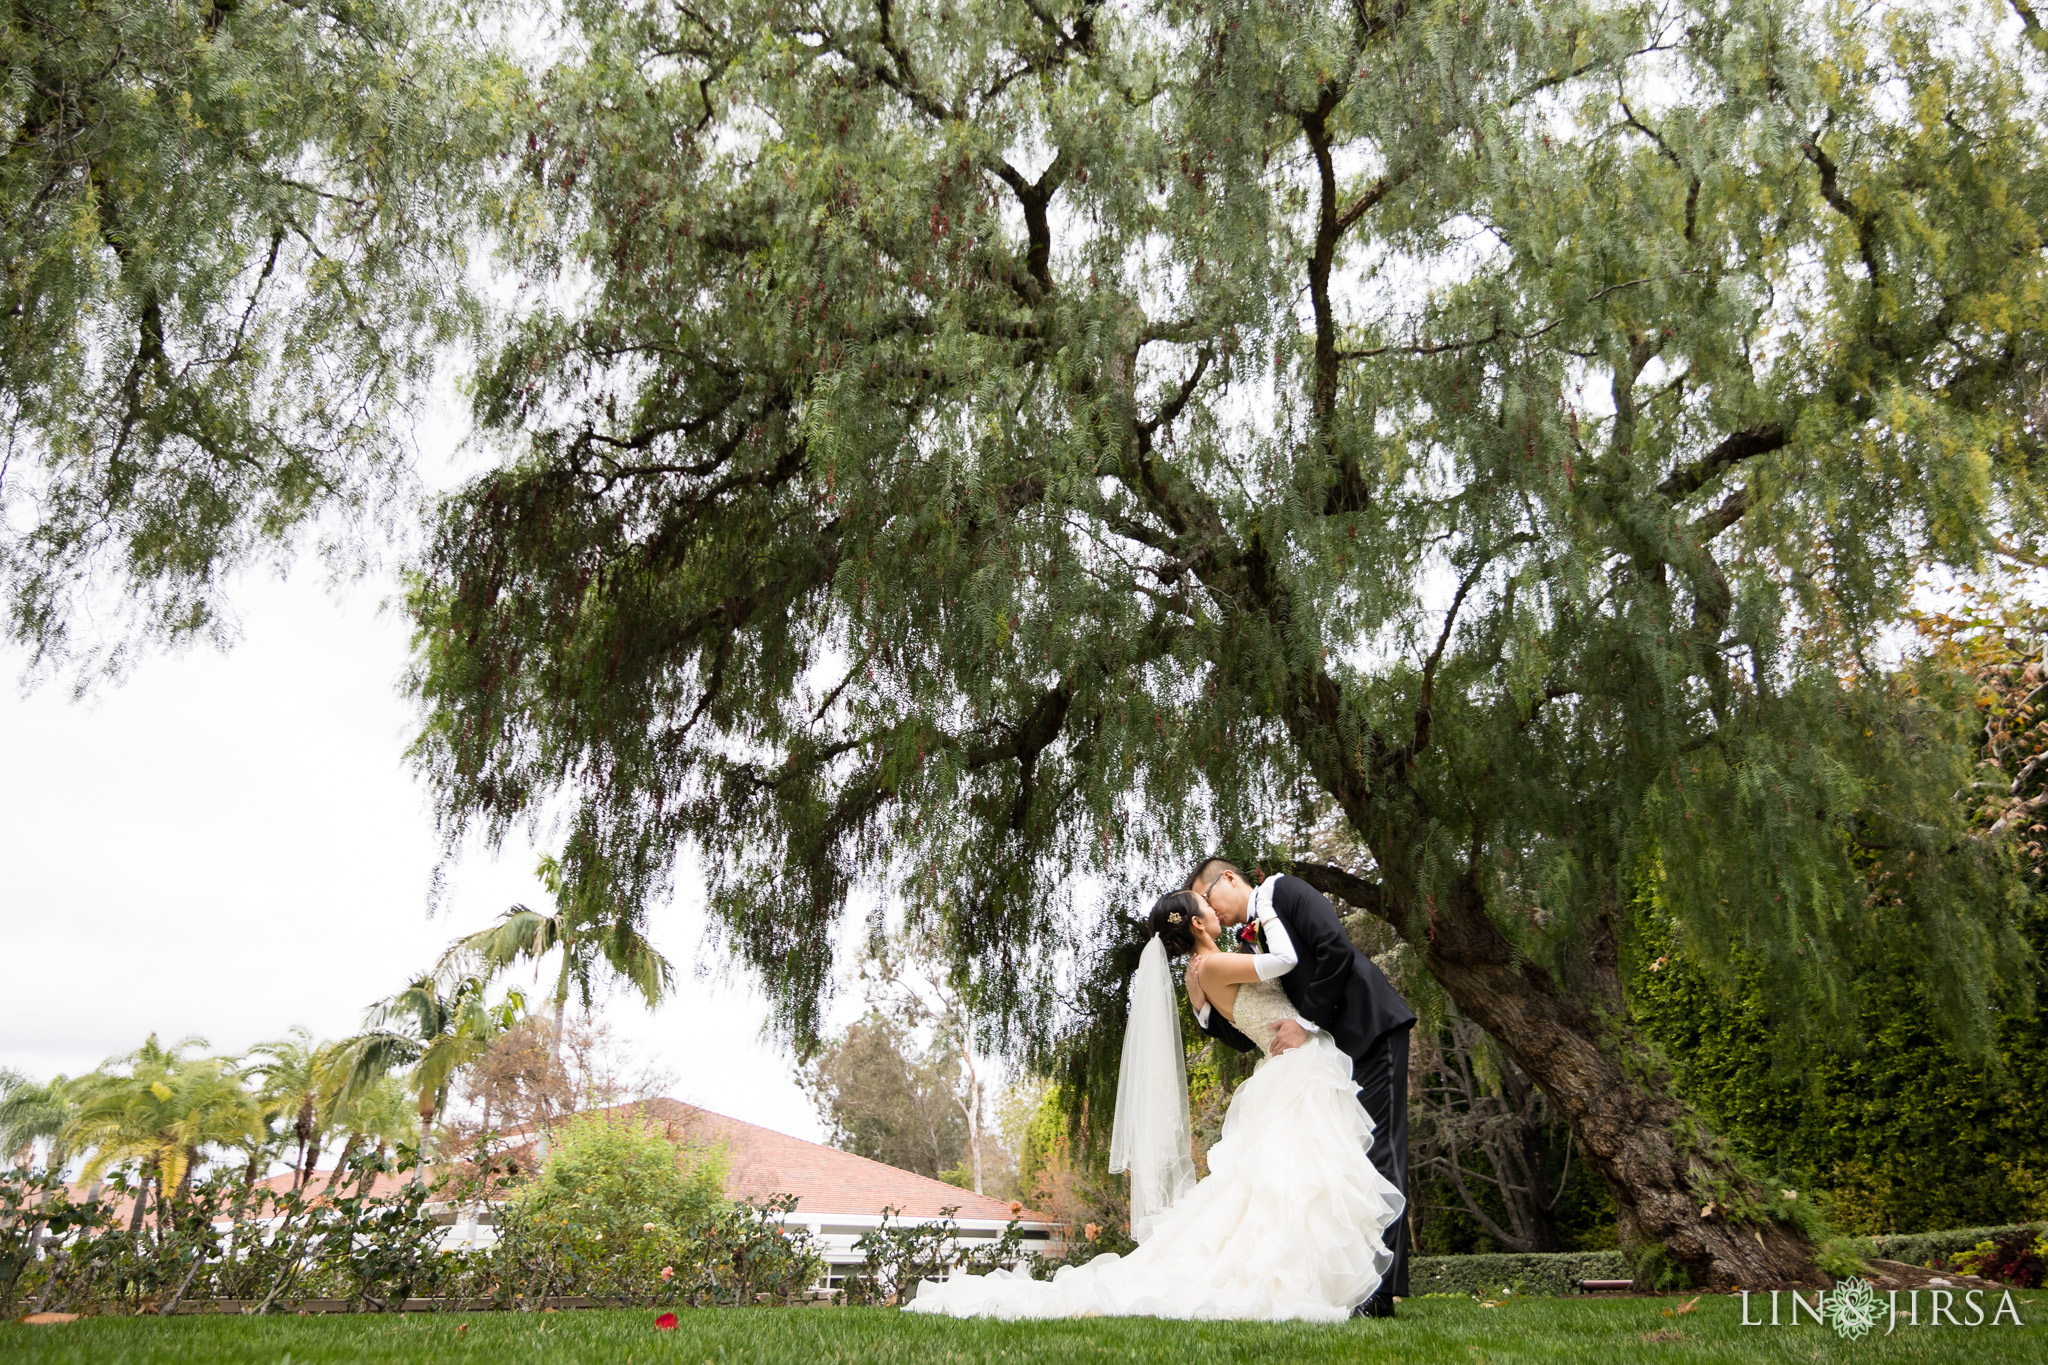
654, 1313, 679, 1331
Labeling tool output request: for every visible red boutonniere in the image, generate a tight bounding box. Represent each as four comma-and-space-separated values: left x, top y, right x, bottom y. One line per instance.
1236, 921, 1258, 948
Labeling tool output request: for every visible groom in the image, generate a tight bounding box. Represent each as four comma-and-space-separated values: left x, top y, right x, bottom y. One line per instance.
1186, 858, 1416, 1319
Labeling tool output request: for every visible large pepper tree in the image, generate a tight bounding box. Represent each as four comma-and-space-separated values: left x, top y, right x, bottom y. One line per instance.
408, 0, 2048, 1284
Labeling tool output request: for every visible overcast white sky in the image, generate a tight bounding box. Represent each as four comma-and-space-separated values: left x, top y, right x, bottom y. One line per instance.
0, 499, 851, 1147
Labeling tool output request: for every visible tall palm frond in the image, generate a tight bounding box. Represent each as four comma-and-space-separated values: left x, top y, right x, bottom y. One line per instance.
438, 855, 674, 1049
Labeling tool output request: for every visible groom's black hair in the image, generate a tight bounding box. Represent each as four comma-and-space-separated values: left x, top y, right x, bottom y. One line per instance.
1184, 857, 1241, 894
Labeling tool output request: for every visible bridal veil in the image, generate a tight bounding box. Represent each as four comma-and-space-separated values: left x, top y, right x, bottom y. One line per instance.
1107, 935, 1195, 1242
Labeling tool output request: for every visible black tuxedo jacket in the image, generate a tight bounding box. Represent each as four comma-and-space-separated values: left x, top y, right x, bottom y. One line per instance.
1200, 874, 1416, 1067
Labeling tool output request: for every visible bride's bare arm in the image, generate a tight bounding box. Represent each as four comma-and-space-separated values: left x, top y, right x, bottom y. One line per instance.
1187, 922, 1226, 1020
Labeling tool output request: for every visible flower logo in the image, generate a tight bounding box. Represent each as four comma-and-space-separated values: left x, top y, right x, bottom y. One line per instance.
1827, 1278, 1881, 1341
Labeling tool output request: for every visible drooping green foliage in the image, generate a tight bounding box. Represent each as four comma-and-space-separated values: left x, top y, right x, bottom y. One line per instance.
407, 0, 2048, 1278
0, 0, 514, 680
1632, 587, 2048, 1236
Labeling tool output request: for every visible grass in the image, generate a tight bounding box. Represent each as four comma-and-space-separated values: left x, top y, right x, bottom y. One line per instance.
2, 1294, 2043, 1364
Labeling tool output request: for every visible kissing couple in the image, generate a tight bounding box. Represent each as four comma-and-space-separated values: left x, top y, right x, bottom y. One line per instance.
910, 859, 1417, 1322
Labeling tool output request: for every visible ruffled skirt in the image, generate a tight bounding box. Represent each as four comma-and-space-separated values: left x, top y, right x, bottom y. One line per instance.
905, 1033, 1402, 1321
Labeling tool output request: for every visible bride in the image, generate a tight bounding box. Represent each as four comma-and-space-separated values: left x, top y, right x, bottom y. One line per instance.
906, 889, 1404, 1321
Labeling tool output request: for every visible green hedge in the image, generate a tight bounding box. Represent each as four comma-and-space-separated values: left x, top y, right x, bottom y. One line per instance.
1405, 1224, 2048, 1297
1407, 1251, 1629, 1298
1868, 1223, 2047, 1268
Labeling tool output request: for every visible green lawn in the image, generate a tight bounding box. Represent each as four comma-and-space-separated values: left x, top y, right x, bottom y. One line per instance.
3, 1296, 2042, 1364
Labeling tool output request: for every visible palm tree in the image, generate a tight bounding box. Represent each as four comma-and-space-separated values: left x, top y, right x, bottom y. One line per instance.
324, 1070, 420, 1177
243, 1028, 342, 1190
332, 975, 523, 1183
63, 1036, 261, 1230
440, 854, 672, 1056
0, 1068, 76, 1173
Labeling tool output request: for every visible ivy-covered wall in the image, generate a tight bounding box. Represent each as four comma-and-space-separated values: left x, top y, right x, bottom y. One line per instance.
1629, 895, 2048, 1236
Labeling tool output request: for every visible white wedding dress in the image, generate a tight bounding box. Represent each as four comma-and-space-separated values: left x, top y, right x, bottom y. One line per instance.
906, 979, 1404, 1321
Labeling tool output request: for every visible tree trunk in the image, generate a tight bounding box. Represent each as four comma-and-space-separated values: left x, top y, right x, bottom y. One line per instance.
956, 1042, 985, 1196
1418, 874, 1814, 1288
293, 1095, 317, 1189
417, 1094, 436, 1186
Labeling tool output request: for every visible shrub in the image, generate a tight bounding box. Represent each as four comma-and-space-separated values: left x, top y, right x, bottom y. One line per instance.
520, 1115, 728, 1232
1815, 1236, 1877, 1282
1407, 1251, 1630, 1298
1953, 1229, 2048, 1288
838, 1207, 1032, 1306
1869, 1222, 2048, 1270
495, 1118, 822, 1307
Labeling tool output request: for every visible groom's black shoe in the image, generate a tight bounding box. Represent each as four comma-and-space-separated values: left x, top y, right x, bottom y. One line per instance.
1353, 1295, 1396, 1320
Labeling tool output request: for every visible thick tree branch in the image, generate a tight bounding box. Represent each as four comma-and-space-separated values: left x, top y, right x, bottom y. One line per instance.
1802, 135, 1888, 298
1136, 349, 1211, 440
1655, 424, 1787, 501
2015, 0, 2048, 52
992, 147, 1071, 301
1618, 94, 1700, 242
1274, 857, 1389, 920
1688, 486, 1751, 541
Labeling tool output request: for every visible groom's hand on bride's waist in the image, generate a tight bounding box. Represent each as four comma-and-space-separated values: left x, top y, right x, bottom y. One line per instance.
1268, 1020, 1309, 1055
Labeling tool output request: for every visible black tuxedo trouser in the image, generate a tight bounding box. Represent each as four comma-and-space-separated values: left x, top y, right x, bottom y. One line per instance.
1353, 1024, 1412, 1301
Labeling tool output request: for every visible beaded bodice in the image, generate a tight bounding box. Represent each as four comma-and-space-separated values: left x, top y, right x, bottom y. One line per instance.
1230, 979, 1299, 1060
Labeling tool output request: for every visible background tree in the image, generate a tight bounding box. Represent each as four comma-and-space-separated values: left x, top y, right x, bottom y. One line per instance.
449, 1010, 678, 1156
0, 1069, 75, 1173
1409, 1009, 1579, 1255
243, 1027, 345, 1191
857, 937, 997, 1193
319, 1071, 423, 1185
407, 0, 2048, 1284
333, 974, 524, 1182
63, 1036, 260, 1230
802, 1011, 970, 1181
0, 0, 510, 683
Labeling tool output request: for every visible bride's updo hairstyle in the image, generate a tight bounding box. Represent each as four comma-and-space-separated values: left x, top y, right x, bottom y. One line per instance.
1148, 891, 1202, 957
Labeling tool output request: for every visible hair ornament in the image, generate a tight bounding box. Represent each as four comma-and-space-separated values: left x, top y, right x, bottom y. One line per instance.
1167, 911, 1184, 925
